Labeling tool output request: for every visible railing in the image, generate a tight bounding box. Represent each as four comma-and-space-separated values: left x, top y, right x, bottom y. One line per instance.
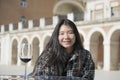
0, 13, 120, 34
13, 23, 18, 30
4, 24, 9, 32
58, 15, 67, 21
45, 17, 53, 25
82, 16, 120, 26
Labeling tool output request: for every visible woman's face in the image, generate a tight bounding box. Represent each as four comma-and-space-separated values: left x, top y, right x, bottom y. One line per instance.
58, 24, 76, 52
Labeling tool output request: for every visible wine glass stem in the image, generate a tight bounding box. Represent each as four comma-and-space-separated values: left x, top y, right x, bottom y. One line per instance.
25, 63, 27, 80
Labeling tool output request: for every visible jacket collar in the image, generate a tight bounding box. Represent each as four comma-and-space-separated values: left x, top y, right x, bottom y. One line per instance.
69, 51, 79, 62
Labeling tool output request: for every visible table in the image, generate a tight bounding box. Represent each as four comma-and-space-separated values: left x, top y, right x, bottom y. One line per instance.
0, 75, 81, 80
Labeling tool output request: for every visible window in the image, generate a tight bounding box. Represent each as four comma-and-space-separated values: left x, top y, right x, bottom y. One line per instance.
21, 0, 27, 8
20, 16, 26, 25
111, 7, 119, 17
94, 3, 104, 20
94, 9, 103, 20
110, 1, 120, 17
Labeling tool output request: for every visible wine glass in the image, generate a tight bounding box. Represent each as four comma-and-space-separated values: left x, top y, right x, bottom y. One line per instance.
20, 43, 33, 80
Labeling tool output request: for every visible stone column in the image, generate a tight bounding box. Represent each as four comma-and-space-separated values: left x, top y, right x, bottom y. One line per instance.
28, 20, 33, 29
17, 43, 21, 66
84, 40, 90, 51
104, 0, 111, 18
84, 2, 92, 21
9, 24, 13, 31
40, 42, 44, 54
1, 35, 10, 64
53, 16, 59, 27
18, 22, 23, 31
40, 18, 45, 28
39, 44, 41, 55
1, 25, 5, 33
103, 41, 110, 70
67, 13, 74, 21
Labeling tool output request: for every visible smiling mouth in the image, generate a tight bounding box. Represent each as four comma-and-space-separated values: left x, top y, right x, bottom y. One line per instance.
63, 41, 71, 44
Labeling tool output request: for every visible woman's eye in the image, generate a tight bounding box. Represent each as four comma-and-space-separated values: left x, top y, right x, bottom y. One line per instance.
68, 31, 74, 34
59, 32, 64, 35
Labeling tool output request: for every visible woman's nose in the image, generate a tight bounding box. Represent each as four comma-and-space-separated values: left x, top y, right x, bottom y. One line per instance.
64, 33, 68, 38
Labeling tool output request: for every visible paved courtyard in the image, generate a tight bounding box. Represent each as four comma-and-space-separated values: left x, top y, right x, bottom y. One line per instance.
95, 70, 120, 80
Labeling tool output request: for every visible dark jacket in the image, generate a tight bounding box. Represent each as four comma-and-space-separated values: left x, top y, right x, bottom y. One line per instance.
33, 49, 95, 80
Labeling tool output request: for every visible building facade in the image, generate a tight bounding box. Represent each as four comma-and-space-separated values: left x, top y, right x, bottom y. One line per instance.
0, 0, 120, 75
0, 0, 56, 25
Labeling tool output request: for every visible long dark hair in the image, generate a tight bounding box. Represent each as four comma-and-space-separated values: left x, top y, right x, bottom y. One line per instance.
44, 19, 84, 64
33, 19, 84, 76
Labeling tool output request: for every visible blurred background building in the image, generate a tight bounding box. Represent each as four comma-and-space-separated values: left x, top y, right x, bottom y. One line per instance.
0, 0, 120, 80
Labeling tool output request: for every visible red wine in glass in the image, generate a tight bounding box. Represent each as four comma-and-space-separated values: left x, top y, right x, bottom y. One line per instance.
20, 43, 33, 80
20, 58, 31, 63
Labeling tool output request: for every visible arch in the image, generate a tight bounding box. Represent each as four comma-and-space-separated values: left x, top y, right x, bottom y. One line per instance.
20, 36, 29, 44
90, 31, 104, 70
10, 37, 19, 65
43, 34, 51, 49
87, 28, 106, 43
30, 34, 41, 44
108, 26, 120, 43
19, 36, 29, 65
108, 26, 120, 70
53, 0, 85, 15
40, 33, 52, 52
87, 28, 106, 70
11, 39, 18, 65
11, 36, 19, 44
31, 37, 40, 66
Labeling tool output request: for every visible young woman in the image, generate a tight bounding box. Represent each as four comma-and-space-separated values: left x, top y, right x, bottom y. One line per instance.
32, 19, 95, 80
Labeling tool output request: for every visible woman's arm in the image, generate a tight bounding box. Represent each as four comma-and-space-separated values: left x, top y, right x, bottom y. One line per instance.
32, 51, 51, 76
81, 50, 95, 80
